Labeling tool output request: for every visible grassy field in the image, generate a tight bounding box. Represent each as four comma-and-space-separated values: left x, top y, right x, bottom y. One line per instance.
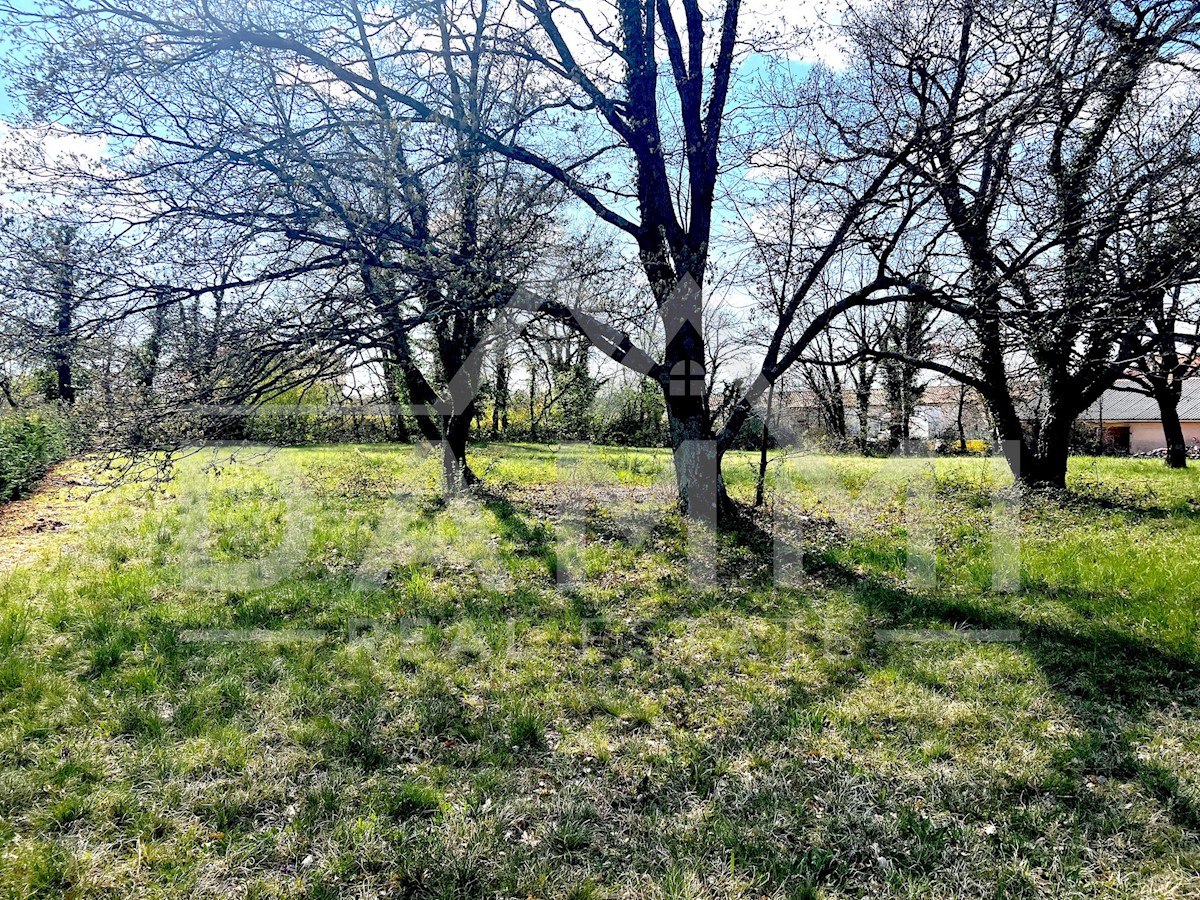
0, 444, 1198, 899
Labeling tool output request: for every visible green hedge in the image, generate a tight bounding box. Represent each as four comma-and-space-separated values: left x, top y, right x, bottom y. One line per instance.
0, 409, 73, 502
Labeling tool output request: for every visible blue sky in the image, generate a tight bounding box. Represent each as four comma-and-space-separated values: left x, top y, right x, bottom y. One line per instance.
0, 79, 16, 120
1, 0, 44, 120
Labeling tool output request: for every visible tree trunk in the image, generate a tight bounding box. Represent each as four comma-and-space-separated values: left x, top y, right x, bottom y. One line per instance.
1023, 413, 1071, 489
527, 368, 538, 442
984, 393, 1044, 489
754, 381, 775, 508
956, 387, 968, 452
0, 377, 17, 410
666, 399, 729, 521
46, 227, 78, 406
829, 374, 846, 438
984, 382, 1078, 491
131, 300, 167, 448
1023, 449, 1068, 489
1152, 380, 1187, 469
51, 291, 76, 405
370, 272, 438, 445
441, 408, 478, 493
856, 387, 871, 452
658, 285, 733, 521
491, 354, 509, 440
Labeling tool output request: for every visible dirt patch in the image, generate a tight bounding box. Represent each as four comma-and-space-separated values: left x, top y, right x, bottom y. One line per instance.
0, 465, 88, 574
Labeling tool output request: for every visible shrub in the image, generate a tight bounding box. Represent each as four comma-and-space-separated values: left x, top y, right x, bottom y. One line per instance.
589, 381, 668, 447
0, 408, 73, 502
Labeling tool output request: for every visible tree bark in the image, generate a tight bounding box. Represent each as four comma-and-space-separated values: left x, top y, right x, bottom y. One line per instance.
957, 386, 968, 452
491, 353, 509, 439
51, 283, 76, 405
754, 381, 775, 508
1152, 379, 1188, 469
1025, 411, 1071, 489
658, 289, 733, 519
666, 399, 728, 521
441, 407, 478, 492
856, 380, 872, 452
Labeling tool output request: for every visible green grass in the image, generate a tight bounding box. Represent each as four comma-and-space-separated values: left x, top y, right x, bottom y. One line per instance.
1, 444, 1199, 897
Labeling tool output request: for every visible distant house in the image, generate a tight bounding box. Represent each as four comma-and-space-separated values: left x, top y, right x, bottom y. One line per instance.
910, 384, 992, 441
1078, 380, 1200, 454
779, 383, 991, 443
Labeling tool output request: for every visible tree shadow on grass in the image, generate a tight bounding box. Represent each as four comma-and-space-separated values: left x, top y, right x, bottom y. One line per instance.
473, 487, 555, 560
800, 546, 1200, 834
608, 539, 1200, 894
1057, 486, 1200, 521
361, 483, 1200, 893
606, 490, 1200, 856
466, 483, 1197, 715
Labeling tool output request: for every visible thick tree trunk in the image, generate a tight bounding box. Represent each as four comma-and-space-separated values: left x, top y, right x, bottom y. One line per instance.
1021, 448, 1068, 489
441, 408, 478, 493
651, 260, 735, 521
985, 393, 1053, 490
666, 399, 729, 522
1152, 381, 1188, 469
394, 357, 442, 444
1012, 448, 1070, 489
984, 376, 1081, 490
1023, 413, 1071, 489
993, 422, 1067, 490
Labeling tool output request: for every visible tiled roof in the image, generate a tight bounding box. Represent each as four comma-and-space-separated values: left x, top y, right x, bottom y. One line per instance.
1080, 379, 1200, 423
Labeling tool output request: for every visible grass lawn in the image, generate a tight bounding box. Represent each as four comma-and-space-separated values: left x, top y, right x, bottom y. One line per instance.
0, 444, 1199, 898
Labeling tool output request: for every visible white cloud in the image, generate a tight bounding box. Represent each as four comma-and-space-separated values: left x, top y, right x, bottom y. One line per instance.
0, 122, 114, 210
0, 122, 162, 227
743, 0, 849, 69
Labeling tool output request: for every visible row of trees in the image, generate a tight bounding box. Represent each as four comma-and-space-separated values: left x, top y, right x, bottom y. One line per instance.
2, 0, 1199, 523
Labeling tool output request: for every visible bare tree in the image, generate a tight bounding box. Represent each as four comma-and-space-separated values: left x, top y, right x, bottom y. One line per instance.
1126, 287, 1200, 467
5, 0, 938, 522
846, 0, 1200, 487
6, 0, 576, 489
0, 211, 129, 408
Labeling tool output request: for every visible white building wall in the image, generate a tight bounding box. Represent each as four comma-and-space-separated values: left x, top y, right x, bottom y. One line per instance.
1129, 422, 1200, 453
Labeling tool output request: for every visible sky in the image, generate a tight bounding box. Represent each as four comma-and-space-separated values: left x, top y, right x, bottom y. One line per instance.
0, 0, 838, 352
0, 51, 16, 119
0, 0, 35, 119
0, 0, 844, 119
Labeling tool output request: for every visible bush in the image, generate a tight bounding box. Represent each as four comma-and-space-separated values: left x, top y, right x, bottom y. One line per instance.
721, 411, 782, 451
931, 438, 992, 456
589, 381, 668, 447
0, 408, 73, 502
237, 384, 404, 446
